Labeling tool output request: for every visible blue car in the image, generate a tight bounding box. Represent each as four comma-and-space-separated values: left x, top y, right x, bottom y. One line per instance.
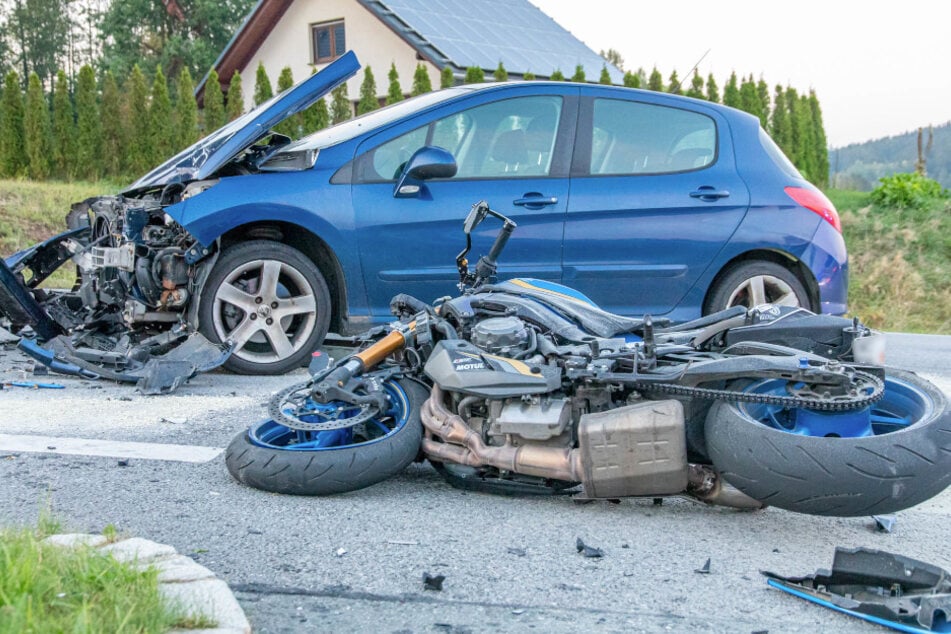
0, 52, 846, 377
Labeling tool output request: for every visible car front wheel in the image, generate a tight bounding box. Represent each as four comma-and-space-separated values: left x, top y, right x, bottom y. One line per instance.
704, 260, 811, 314
198, 240, 331, 375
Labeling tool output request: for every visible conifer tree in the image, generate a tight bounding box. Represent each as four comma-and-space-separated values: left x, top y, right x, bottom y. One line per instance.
756, 78, 770, 128
571, 64, 586, 83
226, 70, 244, 121
549, 69, 565, 81
494, 62, 508, 82
175, 67, 199, 149
686, 70, 704, 99
599, 65, 611, 85
622, 71, 640, 88
667, 70, 682, 94
277, 66, 294, 94
796, 93, 816, 181
254, 63, 273, 106
100, 71, 125, 177
302, 95, 329, 133
387, 63, 404, 104
770, 85, 789, 152
440, 66, 454, 88
24, 72, 51, 179
738, 75, 761, 122
647, 67, 663, 91
149, 67, 174, 165
464, 66, 485, 84
0, 71, 26, 177
412, 64, 432, 95
523, 71, 535, 80
51, 69, 76, 179
808, 90, 829, 188
331, 84, 351, 124
722, 72, 740, 107
127, 65, 150, 175
785, 86, 804, 174
75, 65, 100, 180
705, 73, 719, 102
203, 69, 226, 134
357, 67, 379, 114
274, 66, 298, 137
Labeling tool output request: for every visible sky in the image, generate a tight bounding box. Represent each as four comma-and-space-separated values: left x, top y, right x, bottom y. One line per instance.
529, 0, 949, 148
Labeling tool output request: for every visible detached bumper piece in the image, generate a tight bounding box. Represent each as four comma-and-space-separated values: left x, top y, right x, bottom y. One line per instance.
764, 547, 951, 632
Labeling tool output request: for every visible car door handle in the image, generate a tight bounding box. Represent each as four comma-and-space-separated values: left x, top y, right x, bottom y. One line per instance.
514, 195, 558, 207
690, 187, 730, 201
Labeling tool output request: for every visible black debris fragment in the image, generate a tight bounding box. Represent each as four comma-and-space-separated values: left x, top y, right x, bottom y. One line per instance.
117, 459, 129, 467
576, 537, 604, 558
247, 529, 263, 535
506, 547, 526, 557
423, 572, 445, 591
872, 515, 896, 533
695, 558, 711, 574
653, 498, 664, 506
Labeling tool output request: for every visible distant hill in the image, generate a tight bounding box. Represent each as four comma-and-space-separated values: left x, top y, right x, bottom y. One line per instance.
829, 122, 951, 191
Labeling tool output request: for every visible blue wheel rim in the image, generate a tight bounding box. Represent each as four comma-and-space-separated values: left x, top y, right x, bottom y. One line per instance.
739, 376, 934, 438
248, 381, 411, 450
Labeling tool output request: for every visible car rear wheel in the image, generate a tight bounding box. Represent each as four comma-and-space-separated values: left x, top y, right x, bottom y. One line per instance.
704, 260, 811, 314
199, 240, 330, 375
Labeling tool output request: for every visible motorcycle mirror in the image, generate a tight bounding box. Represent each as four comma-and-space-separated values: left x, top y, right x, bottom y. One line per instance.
464, 201, 490, 234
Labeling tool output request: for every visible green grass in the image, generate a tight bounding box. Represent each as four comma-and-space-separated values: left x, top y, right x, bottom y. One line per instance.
0, 519, 213, 633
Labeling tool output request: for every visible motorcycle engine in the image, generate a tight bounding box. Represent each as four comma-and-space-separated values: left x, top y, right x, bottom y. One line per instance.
470, 316, 530, 356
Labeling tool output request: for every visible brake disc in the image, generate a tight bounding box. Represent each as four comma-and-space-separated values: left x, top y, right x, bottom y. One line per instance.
267, 382, 383, 431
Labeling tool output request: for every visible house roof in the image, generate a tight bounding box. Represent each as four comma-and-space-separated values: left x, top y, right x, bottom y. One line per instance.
197, 0, 622, 101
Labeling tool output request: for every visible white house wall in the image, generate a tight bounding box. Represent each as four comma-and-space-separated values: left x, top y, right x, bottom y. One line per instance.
240, 0, 441, 112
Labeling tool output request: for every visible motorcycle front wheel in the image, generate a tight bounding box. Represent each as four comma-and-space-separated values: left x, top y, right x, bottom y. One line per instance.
705, 368, 951, 516
225, 378, 426, 495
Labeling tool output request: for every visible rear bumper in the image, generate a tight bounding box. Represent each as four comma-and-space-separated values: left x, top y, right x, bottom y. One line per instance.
800, 221, 849, 315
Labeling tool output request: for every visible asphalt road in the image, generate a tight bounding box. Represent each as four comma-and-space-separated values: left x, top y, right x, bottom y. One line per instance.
0, 333, 948, 633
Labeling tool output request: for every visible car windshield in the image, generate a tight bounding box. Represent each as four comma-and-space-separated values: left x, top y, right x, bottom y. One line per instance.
275, 87, 476, 153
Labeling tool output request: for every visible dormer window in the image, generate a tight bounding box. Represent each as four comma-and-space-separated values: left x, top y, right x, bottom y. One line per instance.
312, 20, 346, 63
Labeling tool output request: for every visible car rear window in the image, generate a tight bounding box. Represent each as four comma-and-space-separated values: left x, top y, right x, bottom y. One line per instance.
758, 128, 802, 179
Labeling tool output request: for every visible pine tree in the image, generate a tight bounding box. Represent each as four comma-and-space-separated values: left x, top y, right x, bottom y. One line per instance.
273, 66, 298, 137
494, 62, 508, 82
387, 63, 404, 104
127, 65, 150, 174
571, 64, 586, 83
203, 69, 226, 134
808, 90, 830, 188
51, 69, 76, 179
0, 71, 26, 177
75, 65, 100, 180
276, 66, 294, 94
647, 67, 664, 91
623, 71, 640, 88
331, 84, 351, 124
226, 70, 244, 121
686, 70, 704, 99
796, 93, 816, 181
464, 66, 485, 84
302, 95, 329, 133
149, 67, 174, 165
253, 63, 273, 106
176, 67, 199, 150
756, 78, 770, 128
705, 73, 719, 103
786, 86, 804, 174
100, 71, 125, 177
549, 69, 565, 81
667, 70, 682, 94
738, 75, 762, 122
411, 64, 432, 95
24, 72, 51, 179
722, 72, 740, 107
357, 67, 379, 114
440, 66, 454, 88
523, 71, 535, 81
770, 85, 789, 153
599, 65, 611, 85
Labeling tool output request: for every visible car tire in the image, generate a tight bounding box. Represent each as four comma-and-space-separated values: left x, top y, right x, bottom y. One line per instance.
198, 240, 330, 375
704, 260, 811, 314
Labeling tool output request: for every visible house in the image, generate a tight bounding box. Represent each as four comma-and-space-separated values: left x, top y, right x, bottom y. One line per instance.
197, 0, 622, 111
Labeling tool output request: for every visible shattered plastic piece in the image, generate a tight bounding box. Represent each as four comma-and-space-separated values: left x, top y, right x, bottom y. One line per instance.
695, 558, 712, 574
575, 537, 604, 558
873, 515, 897, 533
506, 547, 527, 557
334, 548, 347, 557
764, 547, 951, 632
117, 459, 129, 467
423, 572, 445, 591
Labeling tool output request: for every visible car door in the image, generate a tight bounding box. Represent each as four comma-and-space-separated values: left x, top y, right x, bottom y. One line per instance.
350, 86, 579, 319
564, 91, 750, 317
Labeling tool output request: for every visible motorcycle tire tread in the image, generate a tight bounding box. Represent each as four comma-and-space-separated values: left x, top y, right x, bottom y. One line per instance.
705, 368, 951, 516
225, 379, 427, 496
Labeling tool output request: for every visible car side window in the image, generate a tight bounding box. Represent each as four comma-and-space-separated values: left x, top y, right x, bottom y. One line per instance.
356, 96, 563, 182
589, 99, 716, 175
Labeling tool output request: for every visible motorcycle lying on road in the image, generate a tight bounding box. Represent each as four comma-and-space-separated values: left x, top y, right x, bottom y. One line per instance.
226, 201, 951, 517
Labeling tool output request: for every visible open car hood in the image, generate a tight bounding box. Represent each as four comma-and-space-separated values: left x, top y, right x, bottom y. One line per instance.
123, 51, 360, 195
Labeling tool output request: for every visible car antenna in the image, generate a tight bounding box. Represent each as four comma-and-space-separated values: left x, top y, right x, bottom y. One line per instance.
670, 48, 711, 93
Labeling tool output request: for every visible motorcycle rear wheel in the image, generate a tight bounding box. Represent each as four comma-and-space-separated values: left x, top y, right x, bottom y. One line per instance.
705, 368, 951, 516
225, 378, 426, 495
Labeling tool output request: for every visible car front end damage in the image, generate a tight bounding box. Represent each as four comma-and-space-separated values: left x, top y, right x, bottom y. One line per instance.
0, 191, 231, 394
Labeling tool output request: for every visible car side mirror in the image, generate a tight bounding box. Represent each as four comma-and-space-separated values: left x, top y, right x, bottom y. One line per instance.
394, 146, 457, 198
